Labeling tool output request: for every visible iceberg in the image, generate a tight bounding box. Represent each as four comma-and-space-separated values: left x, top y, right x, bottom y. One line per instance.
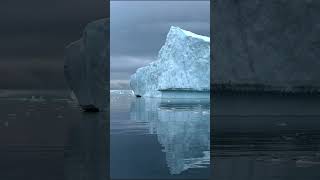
212, 1, 320, 93
130, 26, 210, 98
64, 19, 109, 112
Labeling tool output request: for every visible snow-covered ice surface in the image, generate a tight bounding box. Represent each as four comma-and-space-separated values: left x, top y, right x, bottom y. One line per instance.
130, 26, 210, 98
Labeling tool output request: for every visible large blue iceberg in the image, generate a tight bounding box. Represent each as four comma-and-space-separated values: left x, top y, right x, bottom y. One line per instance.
130, 26, 210, 98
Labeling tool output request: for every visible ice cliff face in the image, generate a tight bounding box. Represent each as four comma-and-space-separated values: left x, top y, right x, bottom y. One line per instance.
130, 26, 210, 97
212, 0, 320, 92
64, 19, 109, 111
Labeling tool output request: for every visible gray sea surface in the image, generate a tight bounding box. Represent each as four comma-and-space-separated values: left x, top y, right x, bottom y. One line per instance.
213, 94, 320, 180
110, 90, 210, 179
2, 90, 320, 180
0, 90, 108, 180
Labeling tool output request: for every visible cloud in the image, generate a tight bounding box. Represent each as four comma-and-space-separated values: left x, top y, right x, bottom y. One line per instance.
137, 21, 209, 33
110, 80, 130, 90
0, 59, 67, 89
111, 55, 154, 72
110, 55, 154, 89
0, 0, 108, 58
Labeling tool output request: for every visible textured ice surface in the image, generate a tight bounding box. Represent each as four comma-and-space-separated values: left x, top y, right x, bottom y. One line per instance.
212, 1, 320, 91
130, 26, 210, 97
64, 19, 109, 111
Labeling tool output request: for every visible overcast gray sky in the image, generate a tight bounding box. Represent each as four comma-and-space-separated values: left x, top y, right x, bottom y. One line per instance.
110, 1, 210, 89
0, 0, 107, 89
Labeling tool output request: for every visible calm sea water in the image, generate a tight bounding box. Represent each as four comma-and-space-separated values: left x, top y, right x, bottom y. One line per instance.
110, 90, 210, 179
213, 95, 320, 180
2, 90, 320, 180
0, 90, 108, 180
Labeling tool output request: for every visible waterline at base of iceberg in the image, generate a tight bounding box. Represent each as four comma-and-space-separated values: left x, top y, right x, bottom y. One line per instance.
160, 90, 209, 99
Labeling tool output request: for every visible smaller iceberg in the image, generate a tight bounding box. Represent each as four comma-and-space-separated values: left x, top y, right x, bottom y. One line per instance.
64, 19, 109, 112
130, 26, 210, 98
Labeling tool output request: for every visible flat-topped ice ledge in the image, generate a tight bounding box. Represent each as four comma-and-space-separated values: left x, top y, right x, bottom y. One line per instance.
176, 26, 210, 42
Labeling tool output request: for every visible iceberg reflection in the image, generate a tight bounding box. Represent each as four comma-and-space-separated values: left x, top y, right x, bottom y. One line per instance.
130, 97, 210, 174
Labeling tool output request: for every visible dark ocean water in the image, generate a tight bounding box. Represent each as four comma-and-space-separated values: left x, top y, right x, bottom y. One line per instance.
1, 90, 320, 180
212, 95, 320, 180
0, 90, 107, 180
110, 90, 210, 179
